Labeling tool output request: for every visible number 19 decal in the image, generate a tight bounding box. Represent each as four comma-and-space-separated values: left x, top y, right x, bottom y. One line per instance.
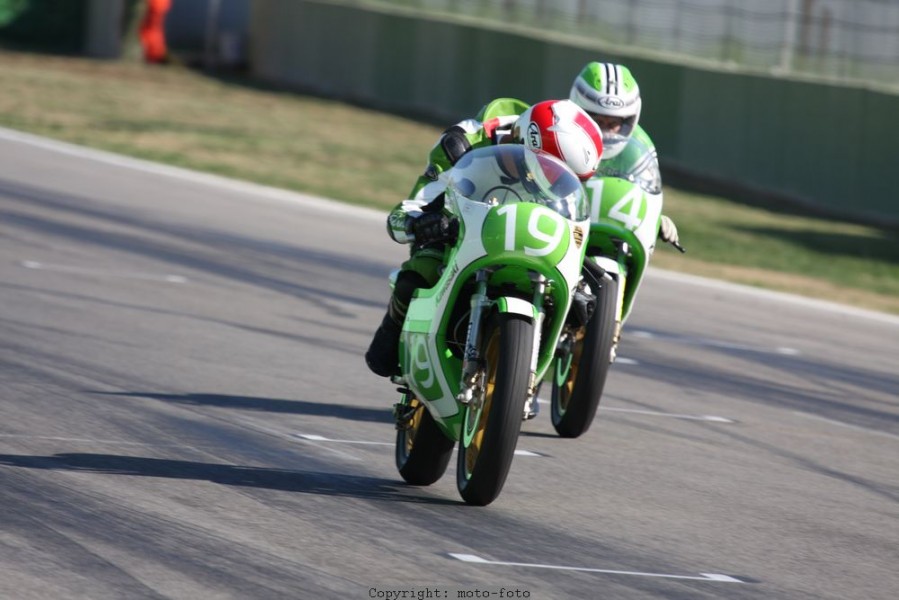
497, 204, 565, 257
409, 334, 434, 388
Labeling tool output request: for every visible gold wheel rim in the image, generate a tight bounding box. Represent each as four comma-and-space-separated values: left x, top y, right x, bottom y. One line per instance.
465, 328, 499, 476
558, 328, 585, 413
405, 397, 423, 455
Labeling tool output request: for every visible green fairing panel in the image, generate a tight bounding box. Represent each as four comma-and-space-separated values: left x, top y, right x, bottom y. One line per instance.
404, 252, 571, 406
586, 223, 647, 321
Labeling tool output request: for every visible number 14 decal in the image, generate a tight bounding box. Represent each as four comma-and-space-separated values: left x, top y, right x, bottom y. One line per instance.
586, 179, 644, 230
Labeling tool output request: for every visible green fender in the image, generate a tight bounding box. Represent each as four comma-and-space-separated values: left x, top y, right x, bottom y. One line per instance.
494, 296, 538, 321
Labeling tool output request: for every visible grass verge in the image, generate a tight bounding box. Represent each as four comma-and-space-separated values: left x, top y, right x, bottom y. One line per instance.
1, 50, 896, 314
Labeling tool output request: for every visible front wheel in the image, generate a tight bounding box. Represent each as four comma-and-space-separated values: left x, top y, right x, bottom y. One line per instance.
456, 313, 533, 506
396, 396, 454, 486
551, 275, 618, 438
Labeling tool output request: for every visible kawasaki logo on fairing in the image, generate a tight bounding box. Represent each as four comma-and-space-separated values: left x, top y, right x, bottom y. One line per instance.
434, 262, 459, 305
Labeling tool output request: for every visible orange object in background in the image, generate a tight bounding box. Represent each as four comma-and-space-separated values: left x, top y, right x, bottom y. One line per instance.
139, 0, 172, 63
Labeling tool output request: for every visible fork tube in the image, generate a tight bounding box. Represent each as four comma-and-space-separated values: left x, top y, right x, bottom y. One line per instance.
457, 271, 489, 400
530, 274, 546, 381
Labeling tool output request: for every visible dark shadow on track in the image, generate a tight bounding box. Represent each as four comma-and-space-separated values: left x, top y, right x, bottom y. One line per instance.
0, 453, 460, 505
0, 178, 392, 315
518, 430, 563, 439
91, 391, 393, 423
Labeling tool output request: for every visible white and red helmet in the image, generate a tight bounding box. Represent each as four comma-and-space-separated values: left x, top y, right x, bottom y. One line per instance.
513, 99, 604, 181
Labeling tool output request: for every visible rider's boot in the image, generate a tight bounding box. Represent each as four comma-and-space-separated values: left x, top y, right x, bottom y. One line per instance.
366, 269, 430, 378
365, 312, 402, 377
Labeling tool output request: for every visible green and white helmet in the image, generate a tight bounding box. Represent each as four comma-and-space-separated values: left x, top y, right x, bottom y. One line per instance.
569, 62, 642, 159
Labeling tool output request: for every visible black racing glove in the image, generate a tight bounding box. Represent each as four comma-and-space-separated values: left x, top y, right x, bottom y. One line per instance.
412, 212, 458, 245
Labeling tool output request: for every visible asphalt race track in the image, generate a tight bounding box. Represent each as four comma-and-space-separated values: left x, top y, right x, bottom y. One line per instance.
1, 127, 897, 600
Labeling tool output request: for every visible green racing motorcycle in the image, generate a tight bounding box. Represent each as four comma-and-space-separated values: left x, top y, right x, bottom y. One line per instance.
391, 145, 592, 505
548, 137, 680, 438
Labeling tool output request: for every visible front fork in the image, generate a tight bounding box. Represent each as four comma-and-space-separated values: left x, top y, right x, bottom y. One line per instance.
455, 270, 545, 406
456, 270, 490, 405
590, 249, 627, 363
554, 255, 623, 377
528, 274, 546, 400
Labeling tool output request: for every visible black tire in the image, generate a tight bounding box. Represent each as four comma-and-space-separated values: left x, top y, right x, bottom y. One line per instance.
551, 274, 618, 438
396, 396, 455, 486
456, 313, 533, 506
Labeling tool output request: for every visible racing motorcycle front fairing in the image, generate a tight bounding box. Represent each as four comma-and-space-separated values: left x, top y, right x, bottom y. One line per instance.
398, 146, 590, 439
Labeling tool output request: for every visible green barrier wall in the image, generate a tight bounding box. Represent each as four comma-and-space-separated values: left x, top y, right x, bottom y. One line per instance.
0, 0, 86, 52
250, 0, 898, 223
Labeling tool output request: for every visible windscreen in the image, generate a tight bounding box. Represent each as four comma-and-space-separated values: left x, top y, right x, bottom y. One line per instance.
447, 145, 589, 221
594, 136, 662, 195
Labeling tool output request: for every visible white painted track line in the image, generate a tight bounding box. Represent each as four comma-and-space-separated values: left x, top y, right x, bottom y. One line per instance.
449, 553, 747, 583
294, 434, 544, 457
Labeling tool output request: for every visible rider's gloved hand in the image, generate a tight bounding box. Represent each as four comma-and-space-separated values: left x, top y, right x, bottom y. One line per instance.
659, 215, 685, 253
412, 212, 458, 245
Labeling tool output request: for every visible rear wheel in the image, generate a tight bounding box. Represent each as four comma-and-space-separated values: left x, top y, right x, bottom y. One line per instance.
396, 396, 454, 486
456, 313, 532, 506
551, 275, 618, 438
